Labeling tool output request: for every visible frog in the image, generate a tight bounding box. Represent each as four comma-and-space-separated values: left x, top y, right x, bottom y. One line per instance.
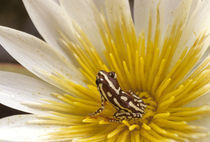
92, 70, 146, 121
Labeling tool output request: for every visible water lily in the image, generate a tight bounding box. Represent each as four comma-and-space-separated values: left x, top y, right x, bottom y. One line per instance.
0, 0, 210, 141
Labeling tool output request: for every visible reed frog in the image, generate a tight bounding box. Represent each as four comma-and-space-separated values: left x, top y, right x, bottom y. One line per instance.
92, 70, 146, 121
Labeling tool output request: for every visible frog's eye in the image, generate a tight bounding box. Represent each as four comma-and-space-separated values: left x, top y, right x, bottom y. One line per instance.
108, 72, 117, 79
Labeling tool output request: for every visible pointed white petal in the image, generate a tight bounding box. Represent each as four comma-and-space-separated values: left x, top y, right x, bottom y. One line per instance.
59, 0, 105, 57
0, 63, 35, 77
22, 0, 77, 63
134, 0, 155, 35
0, 26, 84, 90
0, 71, 62, 114
0, 115, 60, 141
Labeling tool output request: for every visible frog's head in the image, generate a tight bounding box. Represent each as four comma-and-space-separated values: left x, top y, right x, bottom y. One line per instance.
96, 70, 120, 90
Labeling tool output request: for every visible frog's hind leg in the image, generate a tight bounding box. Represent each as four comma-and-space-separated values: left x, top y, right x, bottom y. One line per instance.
113, 110, 143, 121
91, 96, 106, 116
107, 110, 125, 122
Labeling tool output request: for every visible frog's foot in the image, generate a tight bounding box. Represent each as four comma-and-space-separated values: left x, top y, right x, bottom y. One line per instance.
89, 106, 104, 117
90, 96, 106, 117
108, 117, 121, 123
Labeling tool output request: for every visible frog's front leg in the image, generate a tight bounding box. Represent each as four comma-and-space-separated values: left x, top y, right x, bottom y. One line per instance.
91, 96, 106, 116
113, 110, 143, 121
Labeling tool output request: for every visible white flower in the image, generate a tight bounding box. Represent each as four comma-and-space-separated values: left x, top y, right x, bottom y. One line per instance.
0, 0, 209, 141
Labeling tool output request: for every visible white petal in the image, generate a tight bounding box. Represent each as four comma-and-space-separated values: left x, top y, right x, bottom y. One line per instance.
158, 0, 182, 31
0, 71, 62, 114
0, 26, 84, 89
0, 114, 59, 141
0, 63, 35, 77
59, 0, 105, 57
105, 0, 132, 29
93, 0, 105, 11
178, 0, 210, 51
52, 0, 59, 4
134, 0, 156, 35
22, 0, 77, 63
190, 116, 210, 141
134, 0, 183, 37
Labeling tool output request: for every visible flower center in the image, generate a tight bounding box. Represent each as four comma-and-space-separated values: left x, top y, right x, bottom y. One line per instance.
39, 6, 210, 141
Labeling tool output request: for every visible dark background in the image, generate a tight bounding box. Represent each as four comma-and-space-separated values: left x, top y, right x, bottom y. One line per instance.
0, 0, 41, 118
